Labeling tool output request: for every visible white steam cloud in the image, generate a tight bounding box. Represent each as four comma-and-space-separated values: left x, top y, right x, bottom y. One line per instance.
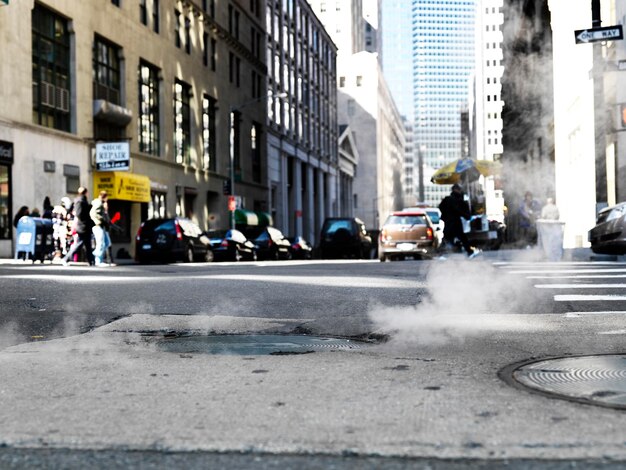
368, 258, 537, 345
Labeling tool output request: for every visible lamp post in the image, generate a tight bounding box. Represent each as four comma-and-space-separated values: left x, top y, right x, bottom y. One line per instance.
229, 92, 287, 230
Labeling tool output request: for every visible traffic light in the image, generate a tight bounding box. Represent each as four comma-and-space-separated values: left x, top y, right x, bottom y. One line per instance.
621, 104, 626, 129
222, 179, 232, 195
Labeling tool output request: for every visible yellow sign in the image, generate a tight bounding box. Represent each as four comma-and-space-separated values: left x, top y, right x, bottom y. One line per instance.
93, 172, 150, 203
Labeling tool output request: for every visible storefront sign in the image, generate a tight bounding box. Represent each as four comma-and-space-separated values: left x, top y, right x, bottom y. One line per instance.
0, 141, 13, 164
95, 142, 130, 171
93, 171, 150, 203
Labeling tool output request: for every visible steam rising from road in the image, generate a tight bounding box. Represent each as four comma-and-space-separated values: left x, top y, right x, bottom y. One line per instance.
369, 258, 537, 345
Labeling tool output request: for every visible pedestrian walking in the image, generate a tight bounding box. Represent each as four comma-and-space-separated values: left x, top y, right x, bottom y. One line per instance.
90, 191, 111, 266
540, 197, 560, 220
61, 187, 95, 266
13, 206, 29, 228
518, 191, 541, 247
42, 196, 54, 219
438, 183, 480, 258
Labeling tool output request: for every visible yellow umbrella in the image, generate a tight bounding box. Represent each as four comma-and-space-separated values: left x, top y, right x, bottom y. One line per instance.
430, 158, 502, 185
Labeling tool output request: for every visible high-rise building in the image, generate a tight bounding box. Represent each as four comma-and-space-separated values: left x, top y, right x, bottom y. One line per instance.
413, 0, 477, 207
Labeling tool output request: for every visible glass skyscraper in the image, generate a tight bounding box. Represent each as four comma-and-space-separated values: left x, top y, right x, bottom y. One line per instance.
414, 0, 476, 206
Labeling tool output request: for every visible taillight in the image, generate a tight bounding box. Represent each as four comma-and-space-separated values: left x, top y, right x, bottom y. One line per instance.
293, 243, 301, 250
175, 221, 183, 240
426, 227, 434, 240
136, 223, 144, 241
220, 239, 229, 247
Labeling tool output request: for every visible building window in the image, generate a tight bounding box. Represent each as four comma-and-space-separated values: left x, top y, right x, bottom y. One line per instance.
356, 75, 362, 86
152, 0, 159, 33
174, 80, 191, 165
0, 150, 12, 240
175, 9, 181, 48
229, 5, 239, 39
202, 95, 217, 171
32, 4, 71, 132
251, 123, 261, 183
140, 0, 148, 25
93, 36, 121, 105
203, 33, 209, 66
203, 0, 215, 17
185, 15, 191, 54
148, 191, 167, 219
112, 0, 120, 6
210, 38, 217, 71
138, 61, 160, 156
339, 76, 345, 87
229, 53, 240, 86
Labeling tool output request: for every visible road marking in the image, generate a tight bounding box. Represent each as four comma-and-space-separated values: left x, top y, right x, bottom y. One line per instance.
535, 283, 626, 289
598, 330, 626, 335
527, 274, 626, 279
506, 268, 626, 275
555, 294, 626, 301
565, 311, 626, 317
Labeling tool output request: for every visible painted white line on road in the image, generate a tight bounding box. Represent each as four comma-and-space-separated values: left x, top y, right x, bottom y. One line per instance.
494, 261, 626, 267
598, 330, 626, 335
507, 269, 626, 275
527, 274, 626, 279
555, 294, 626, 301
535, 283, 626, 289
564, 311, 626, 317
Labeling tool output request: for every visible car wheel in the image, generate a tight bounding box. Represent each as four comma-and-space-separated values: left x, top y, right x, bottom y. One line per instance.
185, 246, 194, 263
204, 249, 214, 262
379, 254, 388, 262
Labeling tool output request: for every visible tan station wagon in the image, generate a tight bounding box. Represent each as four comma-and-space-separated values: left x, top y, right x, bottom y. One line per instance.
378, 210, 439, 261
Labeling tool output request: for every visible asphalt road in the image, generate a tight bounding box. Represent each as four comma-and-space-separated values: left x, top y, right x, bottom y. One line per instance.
0, 252, 625, 468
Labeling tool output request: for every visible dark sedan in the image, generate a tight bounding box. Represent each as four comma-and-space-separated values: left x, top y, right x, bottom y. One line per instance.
205, 229, 257, 261
242, 226, 292, 260
287, 236, 313, 260
135, 218, 213, 263
588, 202, 626, 255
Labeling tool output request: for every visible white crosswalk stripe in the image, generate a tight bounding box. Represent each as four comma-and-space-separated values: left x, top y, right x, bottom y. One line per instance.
495, 260, 626, 316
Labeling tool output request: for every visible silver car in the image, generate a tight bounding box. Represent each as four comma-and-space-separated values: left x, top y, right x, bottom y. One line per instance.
588, 203, 626, 255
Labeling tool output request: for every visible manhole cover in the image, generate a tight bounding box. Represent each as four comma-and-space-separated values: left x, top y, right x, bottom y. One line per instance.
505, 354, 626, 409
157, 334, 364, 356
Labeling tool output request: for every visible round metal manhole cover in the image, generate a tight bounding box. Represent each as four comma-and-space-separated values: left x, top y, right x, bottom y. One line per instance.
157, 334, 365, 356
505, 354, 626, 409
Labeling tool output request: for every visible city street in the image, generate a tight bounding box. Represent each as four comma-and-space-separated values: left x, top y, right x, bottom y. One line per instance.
0, 252, 625, 468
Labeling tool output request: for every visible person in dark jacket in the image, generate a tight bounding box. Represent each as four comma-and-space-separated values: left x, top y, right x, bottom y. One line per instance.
13, 206, 29, 228
61, 187, 95, 266
438, 183, 479, 258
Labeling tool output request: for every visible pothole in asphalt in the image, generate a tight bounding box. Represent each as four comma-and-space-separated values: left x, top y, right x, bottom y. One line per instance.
501, 354, 626, 410
156, 334, 367, 356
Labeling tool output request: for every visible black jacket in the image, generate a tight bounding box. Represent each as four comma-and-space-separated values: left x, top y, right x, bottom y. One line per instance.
439, 192, 471, 233
73, 195, 93, 234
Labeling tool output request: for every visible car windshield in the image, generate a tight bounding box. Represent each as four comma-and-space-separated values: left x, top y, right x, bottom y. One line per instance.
385, 215, 427, 226
322, 220, 353, 235
142, 219, 175, 234
425, 211, 440, 224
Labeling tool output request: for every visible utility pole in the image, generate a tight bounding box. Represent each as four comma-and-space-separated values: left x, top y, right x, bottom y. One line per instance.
592, 0, 607, 210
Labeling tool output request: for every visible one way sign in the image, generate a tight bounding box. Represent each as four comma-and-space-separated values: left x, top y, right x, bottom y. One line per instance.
575, 25, 623, 44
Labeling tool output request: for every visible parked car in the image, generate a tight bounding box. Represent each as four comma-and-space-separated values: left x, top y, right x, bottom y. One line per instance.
242, 226, 292, 260
135, 218, 213, 263
403, 206, 444, 244
588, 202, 626, 254
287, 236, 314, 259
318, 217, 372, 259
378, 210, 439, 261
205, 229, 257, 261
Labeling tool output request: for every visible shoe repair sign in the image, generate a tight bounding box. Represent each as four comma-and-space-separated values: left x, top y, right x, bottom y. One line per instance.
95, 142, 130, 171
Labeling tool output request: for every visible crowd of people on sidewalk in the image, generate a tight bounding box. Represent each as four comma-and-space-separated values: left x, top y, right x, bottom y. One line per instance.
14, 188, 115, 266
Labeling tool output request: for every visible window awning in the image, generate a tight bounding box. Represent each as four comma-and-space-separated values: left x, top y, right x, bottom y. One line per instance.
234, 209, 259, 226
255, 211, 273, 227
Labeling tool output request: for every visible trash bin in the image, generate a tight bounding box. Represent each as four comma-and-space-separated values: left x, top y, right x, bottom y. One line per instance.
14, 216, 54, 263
536, 219, 565, 262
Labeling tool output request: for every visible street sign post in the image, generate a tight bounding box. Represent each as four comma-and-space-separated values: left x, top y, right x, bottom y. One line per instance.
575, 25, 623, 44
